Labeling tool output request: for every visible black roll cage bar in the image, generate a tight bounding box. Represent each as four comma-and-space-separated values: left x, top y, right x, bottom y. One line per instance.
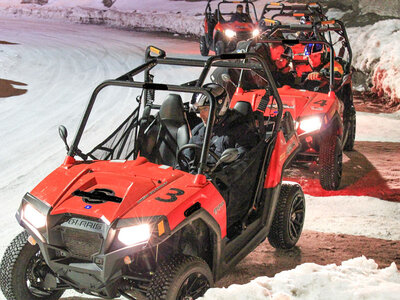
68, 47, 283, 176
260, 2, 325, 20
205, 0, 258, 23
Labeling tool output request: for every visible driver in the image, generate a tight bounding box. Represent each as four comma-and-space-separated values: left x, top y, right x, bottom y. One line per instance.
305, 60, 344, 92
180, 83, 258, 171
230, 4, 252, 23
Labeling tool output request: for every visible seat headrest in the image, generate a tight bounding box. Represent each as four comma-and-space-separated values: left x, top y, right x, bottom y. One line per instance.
159, 94, 185, 123
233, 101, 252, 117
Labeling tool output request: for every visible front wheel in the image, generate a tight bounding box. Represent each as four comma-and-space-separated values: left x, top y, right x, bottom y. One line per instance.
268, 183, 305, 249
319, 134, 343, 190
146, 255, 213, 300
215, 40, 225, 56
199, 35, 209, 56
0, 231, 65, 300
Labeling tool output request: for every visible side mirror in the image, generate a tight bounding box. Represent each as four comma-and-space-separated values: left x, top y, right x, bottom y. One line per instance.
221, 73, 238, 88
58, 125, 70, 152
210, 148, 239, 173
219, 148, 239, 164
221, 73, 231, 82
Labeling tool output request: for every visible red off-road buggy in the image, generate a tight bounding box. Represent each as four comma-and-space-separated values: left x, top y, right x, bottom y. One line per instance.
244, 17, 356, 190
200, 0, 260, 56
0, 47, 304, 300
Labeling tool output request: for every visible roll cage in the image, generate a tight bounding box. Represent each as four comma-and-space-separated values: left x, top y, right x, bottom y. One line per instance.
67, 47, 283, 176
255, 18, 353, 90
260, 1, 326, 22
205, 0, 258, 23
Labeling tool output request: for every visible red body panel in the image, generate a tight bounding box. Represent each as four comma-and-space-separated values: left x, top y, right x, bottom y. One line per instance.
213, 21, 255, 37
31, 158, 227, 238
264, 131, 299, 188
278, 86, 339, 121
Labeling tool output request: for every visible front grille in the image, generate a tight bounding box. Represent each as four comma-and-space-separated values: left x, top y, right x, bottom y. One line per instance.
236, 31, 252, 41
62, 228, 103, 260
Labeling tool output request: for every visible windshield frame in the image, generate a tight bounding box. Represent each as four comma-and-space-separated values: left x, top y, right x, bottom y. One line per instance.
68, 51, 282, 175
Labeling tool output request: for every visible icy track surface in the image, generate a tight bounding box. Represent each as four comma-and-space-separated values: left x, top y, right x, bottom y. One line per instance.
1, 17, 400, 300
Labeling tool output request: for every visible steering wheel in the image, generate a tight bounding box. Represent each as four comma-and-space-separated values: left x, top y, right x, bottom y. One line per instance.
176, 144, 219, 172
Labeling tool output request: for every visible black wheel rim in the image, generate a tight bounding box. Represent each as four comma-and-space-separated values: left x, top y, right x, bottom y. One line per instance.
177, 272, 210, 300
288, 194, 305, 241
25, 250, 57, 297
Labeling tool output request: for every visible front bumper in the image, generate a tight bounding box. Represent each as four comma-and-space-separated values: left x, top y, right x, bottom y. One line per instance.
17, 193, 166, 298
224, 32, 253, 51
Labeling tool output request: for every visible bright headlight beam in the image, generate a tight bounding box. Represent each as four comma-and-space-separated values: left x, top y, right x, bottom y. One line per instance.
23, 204, 46, 228
118, 224, 151, 246
252, 29, 260, 37
299, 117, 322, 133
225, 29, 236, 38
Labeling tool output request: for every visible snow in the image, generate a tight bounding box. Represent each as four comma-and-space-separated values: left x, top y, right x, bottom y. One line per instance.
1, 6, 400, 300
326, 8, 349, 20
356, 111, 400, 142
348, 20, 400, 102
201, 256, 400, 300
304, 195, 400, 241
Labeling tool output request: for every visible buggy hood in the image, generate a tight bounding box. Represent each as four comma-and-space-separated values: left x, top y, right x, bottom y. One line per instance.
222, 21, 256, 32
29, 157, 204, 224
277, 85, 337, 120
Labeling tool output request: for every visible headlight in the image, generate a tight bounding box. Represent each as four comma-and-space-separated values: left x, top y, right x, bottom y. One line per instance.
118, 224, 151, 246
23, 204, 46, 228
225, 29, 236, 38
299, 116, 322, 133
252, 29, 260, 37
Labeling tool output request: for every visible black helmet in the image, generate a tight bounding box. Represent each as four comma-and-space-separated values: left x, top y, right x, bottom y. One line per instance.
192, 83, 229, 117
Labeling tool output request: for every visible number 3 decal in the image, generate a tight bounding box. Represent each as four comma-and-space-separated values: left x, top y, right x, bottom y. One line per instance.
155, 188, 185, 202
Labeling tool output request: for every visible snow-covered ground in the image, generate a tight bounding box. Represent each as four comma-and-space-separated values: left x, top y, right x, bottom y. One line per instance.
1, 14, 400, 300
356, 111, 400, 142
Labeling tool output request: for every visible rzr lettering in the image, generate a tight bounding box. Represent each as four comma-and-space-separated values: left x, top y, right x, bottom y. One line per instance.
313, 100, 327, 107
155, 188, 185, 202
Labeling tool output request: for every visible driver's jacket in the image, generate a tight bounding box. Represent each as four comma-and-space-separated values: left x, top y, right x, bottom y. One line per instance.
184, 109, 258, 165
229, 13, 252, 23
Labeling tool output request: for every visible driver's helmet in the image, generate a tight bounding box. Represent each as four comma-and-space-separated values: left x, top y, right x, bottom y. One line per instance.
305, 43, 329, 69
192, 83, 229, 117
304, 43, 323, 56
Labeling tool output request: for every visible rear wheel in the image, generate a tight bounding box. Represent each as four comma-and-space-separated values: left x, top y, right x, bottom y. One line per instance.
200, 35, 209, 56
0, 231, 65, 300
215, 40, 225, 56
268, 183, 305, 249
319, 134, 343, 190
146, 255, 213, 300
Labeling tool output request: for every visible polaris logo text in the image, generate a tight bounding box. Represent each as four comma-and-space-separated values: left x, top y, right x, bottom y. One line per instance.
62, 218, 104, 234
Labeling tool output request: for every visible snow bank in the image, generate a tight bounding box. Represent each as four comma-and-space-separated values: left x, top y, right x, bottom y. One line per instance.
0, 0, 204, 35
201, 256, 400, 300
348, 20, 400, 104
